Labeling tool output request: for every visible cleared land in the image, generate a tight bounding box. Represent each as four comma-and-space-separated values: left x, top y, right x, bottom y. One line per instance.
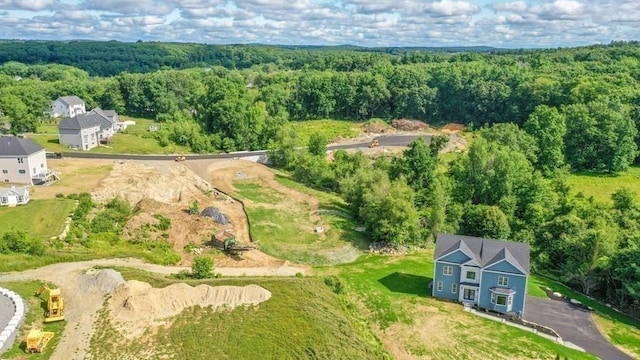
329, 250, 596, 360
567, 166, 640, 204
0, 198, 75, 240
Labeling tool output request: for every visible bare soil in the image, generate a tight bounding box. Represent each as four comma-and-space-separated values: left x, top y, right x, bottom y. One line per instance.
30, 158, 113, 200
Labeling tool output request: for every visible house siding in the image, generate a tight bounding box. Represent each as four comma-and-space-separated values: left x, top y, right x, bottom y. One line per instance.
478, 272, 527, 314
51, 100, 86, 118
438, 250, 471, 263
484, 260, 525, 275
0, 152, 44, 185
59, 126, 100, 150
433, 261, 461, 301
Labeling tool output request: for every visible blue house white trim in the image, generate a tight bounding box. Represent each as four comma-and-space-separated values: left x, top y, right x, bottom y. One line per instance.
432, 234, 530, 315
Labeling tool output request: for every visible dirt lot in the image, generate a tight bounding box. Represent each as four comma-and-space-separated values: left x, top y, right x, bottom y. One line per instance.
29, 158, 114, 200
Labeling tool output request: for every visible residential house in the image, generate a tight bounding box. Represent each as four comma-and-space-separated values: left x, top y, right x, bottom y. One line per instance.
51, 96, 86, 118
58, 115, 101, 150
432, 234, 530, 316
89, 108, 118, 140
0, 186, 29, 206
0, 136, 48, 185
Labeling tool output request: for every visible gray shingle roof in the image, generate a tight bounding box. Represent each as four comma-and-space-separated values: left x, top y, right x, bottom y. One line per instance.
0, 186, 28, 197
56, 96, 85, 106
435, 234, 530, 274
0, 136, 44, 156
58, 114, 102, 130
90, 108, 117, 126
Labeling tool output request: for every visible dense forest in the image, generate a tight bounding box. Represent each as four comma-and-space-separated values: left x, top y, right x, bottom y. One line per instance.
2, 41, 640, 312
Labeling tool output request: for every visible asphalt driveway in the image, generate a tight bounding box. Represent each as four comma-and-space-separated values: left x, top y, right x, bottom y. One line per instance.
525, 296, 632, 360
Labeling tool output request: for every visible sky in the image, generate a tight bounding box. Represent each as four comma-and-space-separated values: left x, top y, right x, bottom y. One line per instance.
0, 0, 638, 48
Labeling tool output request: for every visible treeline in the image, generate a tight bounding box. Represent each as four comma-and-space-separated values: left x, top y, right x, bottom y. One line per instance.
2, 42, 640, 172
270, 127, 640, 313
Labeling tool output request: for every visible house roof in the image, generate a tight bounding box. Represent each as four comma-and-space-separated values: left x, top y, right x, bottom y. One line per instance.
58, 113, 103, 131
0, 186, 28, 197
90, 108, 117, 126
0, 136, 44, 156
435, 234, 530, 274
55, 96, 85, 107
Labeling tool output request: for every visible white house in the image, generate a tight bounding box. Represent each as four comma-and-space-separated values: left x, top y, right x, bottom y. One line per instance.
0, 136, 50, 185
58, 115, 101, 151
0, 186, 29, 206
51, 96, 86, 118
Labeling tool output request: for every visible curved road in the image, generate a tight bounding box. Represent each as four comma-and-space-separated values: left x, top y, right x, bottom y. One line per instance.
57, 134, 433, 160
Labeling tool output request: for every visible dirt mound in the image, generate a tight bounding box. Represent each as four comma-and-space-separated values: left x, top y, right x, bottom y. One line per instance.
364, 121, 391, 134
391, 119, 430, 131
79, 269, 126, 295
441, 123, 466, 132
201, 207, 230, 225
109, 280, 272, 338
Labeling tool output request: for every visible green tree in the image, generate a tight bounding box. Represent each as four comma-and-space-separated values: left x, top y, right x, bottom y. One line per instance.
308, 133, 328, 157
460, 204, 511, 240
479, 123, 538, 165
524, 105, 567, 175
191, 256, 213, 279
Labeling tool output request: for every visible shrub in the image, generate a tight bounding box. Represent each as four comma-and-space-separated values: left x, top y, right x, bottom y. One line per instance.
55, 193, 65, 199
324, 276, 344, 294
192, 256, 214, 279
153, 214, 171, 230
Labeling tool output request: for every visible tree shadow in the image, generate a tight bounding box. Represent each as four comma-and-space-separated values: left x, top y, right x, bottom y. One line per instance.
378, 272, 431, 297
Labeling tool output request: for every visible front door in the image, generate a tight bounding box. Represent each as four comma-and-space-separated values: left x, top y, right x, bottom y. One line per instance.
463, 288, 476, 301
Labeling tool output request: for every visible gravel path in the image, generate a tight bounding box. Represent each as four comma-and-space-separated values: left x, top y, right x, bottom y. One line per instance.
0, 258, 309, 360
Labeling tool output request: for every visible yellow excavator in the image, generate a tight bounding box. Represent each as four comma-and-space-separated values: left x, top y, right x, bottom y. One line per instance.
25, 329, 54, 353
35, 283, 65, 323
369, 139, 379, 148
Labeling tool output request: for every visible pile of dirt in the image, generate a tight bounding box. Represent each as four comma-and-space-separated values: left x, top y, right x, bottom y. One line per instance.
201, 207, 230, 225
442, 133, 468, 153
441, 123, 466, 133
363, 121, 391, 134
109, 280, 272, 338
79, 269, 126, 295
391, 119, 430, 131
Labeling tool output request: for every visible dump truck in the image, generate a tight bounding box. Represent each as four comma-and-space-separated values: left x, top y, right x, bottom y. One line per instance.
25, 329, 54, 353
35, 283, 65, 323
369, 139, 379, 148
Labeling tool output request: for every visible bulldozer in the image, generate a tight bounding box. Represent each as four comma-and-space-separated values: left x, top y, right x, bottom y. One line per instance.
175, 155, 186, 162
25, 329, 54, 353
35, 283, 65, 323
369, 139, 379, 148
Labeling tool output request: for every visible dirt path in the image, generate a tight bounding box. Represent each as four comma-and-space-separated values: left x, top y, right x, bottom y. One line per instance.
0, 258, 309, 360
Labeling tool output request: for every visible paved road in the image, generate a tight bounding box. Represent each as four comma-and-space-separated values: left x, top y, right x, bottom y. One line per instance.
525, 296, 632, 360
58, 134, 433, 160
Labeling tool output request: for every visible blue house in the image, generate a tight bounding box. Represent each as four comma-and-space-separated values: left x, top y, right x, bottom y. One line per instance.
432, 234, 530, 315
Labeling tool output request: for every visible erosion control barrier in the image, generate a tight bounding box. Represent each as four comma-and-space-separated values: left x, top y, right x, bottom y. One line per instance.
0, 287, 26, 354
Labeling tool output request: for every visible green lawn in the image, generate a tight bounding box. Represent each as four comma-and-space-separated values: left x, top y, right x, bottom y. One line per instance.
0, 281, 66, 359
528, 275, 640, 358
89, 269, 387, 360
327, 250, 596, 360
290, 119, 363, 146
0, 198, 75, 240
234, 178, 366, 265
566, 166, 640, 203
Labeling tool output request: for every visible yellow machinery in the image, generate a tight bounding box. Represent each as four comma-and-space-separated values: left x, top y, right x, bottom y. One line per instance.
369, 139, 379, 148
35, 283, 65, 323
25, 329, 54, 353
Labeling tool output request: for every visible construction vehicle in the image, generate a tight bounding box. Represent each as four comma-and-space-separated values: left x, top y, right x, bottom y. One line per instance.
175, 155, 186, 162
212, 230, 256, 256
25, 329, 54, 353
35, 283, 65, 323
369, 139, 379, 148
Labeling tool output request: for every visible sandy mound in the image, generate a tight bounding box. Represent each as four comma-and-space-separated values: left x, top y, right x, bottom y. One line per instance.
109, 280, 272, 338
391, 119, 431, 131
79, 269, 126, 295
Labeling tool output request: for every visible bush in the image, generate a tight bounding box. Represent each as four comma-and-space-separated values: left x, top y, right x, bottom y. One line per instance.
324, 276, 344, 295
0, 231, 46, 256
55, 193, 65, 199
192, 256, 214, 279
153, 214, 171, 230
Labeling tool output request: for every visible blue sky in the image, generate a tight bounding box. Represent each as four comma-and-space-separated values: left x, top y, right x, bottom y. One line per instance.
0, 0, 638, 48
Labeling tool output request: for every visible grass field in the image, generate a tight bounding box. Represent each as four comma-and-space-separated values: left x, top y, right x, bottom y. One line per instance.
0, 198, 75, 240
89, 269, 387, 360
290, 119, 364, 145
327, 250, 597, 360
0, 281, 66, 359
566, 166, 640, 203
234, 178, 367, 265
528, 275, 640, 358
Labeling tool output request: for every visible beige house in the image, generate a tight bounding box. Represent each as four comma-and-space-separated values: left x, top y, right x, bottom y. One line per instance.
0, 186, 29, 206
0, 136, 49, 185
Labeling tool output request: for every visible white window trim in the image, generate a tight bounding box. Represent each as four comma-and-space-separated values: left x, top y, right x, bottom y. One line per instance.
451, 283, 458, 294
496, 294, 508, 306
498, 276, 509, 287
466, 271, 476, 280
507, 296, 513, 306
436, 281, 443, 292
490, 292, 495, 304
443, 265, 453, 276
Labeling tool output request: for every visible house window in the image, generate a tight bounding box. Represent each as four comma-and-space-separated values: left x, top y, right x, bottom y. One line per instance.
491, 293, 495, 304
451, 283, 458, 294
41, 163, 44, 168
33, 167, 36, 174
496, 295, 508, 306
443, 266, 453, 276
498, 276, 509, 287
17, 196, 23, 202
507, 296, 513, 306
466, 271, 476, 280
1, 197, 6, 203
1, 170, 7, 174
17, 158, 23, 164
436, 281, 443, 292
18, 170, 26, 174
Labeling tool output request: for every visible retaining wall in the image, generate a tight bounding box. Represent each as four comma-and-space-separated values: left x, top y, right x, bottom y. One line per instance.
0, 287, 26, 354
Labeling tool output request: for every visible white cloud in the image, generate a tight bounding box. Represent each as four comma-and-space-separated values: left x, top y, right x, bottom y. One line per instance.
422, 0, 480, 17
0, 0, 56, 11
